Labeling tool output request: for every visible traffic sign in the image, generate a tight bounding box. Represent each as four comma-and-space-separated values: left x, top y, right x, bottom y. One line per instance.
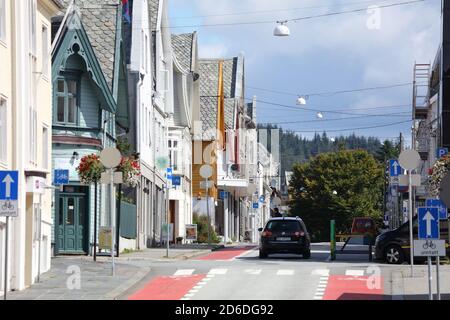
389, 159, 403, 177
172, 175, 181, 186
437, 148, 449, 159
426, 199, 448, 220
414, 240, 446, 257
220, 191, 228, 200
253, 203, 259, 209
54, 169, 69, 186
259, 195, 265, 203
100, 148, 122, 169
399, 150, 421, 170
0, 171, 18, 200
418, 207, 439, 240
166, 168, 173, 180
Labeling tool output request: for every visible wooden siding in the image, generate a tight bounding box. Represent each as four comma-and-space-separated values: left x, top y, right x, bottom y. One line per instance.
192, 141, 218, 199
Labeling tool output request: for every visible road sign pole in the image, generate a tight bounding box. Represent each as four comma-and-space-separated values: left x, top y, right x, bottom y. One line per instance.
3, 216, 9, 300
37, 193, 42, 283
166, 185, 170, 258
408, 170, 414, 276
206, 178, 211, 246
110, 169, 115, 277
428, 256, 433, 300
436, 256, 441, 300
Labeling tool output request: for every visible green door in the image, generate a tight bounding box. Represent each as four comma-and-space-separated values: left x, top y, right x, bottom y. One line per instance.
57, 194, 88, 254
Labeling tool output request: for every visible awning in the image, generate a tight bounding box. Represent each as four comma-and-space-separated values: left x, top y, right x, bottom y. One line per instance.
218, 178, 249, 197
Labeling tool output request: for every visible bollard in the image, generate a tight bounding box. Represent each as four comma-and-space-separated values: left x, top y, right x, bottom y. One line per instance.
330, 220, 336, 261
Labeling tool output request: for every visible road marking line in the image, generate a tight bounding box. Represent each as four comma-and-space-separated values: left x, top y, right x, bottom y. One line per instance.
311, 269, 330, 276
180, 298, 190, 300
314, 296, 323, 300
174, 269, 195, 276
184, 293, 195, 297
202, 278, 212, 281
277, 270, 295, 276
245, 269, 262, 275
193, 286, 203, 290
208, 269, 228, 275
345, 270, 365, 276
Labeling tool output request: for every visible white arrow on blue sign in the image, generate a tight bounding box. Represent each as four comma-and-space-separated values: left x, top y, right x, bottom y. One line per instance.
426, 199, 448, 220
54, 169, 69, 186
389, 159, 403, 177
0, 171, 18, 200
418, 207, 440, 240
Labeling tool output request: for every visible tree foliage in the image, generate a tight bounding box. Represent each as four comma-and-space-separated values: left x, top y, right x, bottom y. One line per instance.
289, 150, 384, 242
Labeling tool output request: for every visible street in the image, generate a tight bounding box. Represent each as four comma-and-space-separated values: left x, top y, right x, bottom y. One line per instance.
121, 244, 397, 301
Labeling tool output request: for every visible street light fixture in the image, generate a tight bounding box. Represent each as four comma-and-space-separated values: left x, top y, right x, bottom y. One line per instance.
296, 96, 307, 106
274, 21, 290, 37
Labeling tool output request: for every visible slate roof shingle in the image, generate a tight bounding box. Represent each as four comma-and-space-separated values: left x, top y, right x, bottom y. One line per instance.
171, 33, 194, 73
149, 0, 160, 32
60, 0, 119, 92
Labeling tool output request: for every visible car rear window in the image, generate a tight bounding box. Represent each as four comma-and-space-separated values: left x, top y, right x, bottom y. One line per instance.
266, 220, 303, 232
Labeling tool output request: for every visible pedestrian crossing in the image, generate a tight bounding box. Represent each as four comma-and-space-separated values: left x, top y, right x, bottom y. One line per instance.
172, 268, 369, 278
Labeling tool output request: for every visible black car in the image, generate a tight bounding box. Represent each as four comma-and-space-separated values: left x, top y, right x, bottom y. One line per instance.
258, 217, 311, 259
375, 216, 449, 264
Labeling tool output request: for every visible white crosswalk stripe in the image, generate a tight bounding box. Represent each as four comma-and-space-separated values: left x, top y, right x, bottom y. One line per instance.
345, 270, 365, 276
244, 269, 262, 275
311, 269, 330, 276
208, 268, 228, 275
173, 269, 195, 276
277, 270, 295, 276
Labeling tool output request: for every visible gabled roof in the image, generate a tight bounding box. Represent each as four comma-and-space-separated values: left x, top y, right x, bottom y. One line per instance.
171, 33, 195, 74
149, 0, 160, 32
198, 56, 243, 139
59, 0, 119, 92
199, 60, 220, 140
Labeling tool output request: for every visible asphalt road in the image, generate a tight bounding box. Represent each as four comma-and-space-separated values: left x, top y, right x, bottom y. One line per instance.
120, 243, 405, 300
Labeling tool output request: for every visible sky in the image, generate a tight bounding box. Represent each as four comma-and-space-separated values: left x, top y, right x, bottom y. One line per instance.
168, 0, 442, 143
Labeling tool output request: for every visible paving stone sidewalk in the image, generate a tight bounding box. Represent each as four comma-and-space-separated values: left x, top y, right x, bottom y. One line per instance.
4, 247, 213, 300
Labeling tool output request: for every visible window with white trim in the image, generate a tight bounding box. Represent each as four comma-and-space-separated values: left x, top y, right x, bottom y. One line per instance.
0, 98, 6, 163
41, 25, 49, 77
42, 126, 48, 169
169, 139, 179, 172
0, 0, 6, 43
28, 0, 36, 56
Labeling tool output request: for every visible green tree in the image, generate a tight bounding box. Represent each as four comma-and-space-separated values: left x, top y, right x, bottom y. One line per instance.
375, 139, 400, 163
289, 150, 384, 242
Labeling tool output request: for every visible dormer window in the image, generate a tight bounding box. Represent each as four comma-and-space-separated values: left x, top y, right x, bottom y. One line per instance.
55, 77, 79, 125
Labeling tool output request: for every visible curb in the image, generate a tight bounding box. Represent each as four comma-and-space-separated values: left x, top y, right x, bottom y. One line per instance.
104, 267, 152, 300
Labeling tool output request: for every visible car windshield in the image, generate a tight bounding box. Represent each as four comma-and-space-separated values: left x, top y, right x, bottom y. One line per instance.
266, 220, 302, 232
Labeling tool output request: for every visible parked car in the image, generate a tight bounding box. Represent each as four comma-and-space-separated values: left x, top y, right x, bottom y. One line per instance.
258, 217, 311, 259
374, 216, 449, 264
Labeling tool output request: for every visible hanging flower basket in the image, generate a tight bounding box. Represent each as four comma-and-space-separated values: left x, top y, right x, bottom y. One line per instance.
118, 156, 141, 187
429, 155, 450, 196
76, 154, 105, 185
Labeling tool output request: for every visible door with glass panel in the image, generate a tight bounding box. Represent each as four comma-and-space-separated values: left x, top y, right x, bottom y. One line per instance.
57, 195, 87, 254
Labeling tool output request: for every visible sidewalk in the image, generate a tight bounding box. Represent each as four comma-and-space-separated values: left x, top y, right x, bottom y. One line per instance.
390, 264, 450, 300
3, 247, 214, 300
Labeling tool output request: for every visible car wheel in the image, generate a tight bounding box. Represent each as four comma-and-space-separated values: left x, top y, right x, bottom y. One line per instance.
303, 249, 311, 259
259, 250, 268, 259
385, 245, 404, 264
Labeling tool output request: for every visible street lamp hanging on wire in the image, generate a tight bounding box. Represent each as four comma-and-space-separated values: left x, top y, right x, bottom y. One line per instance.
273, 21, 290, 37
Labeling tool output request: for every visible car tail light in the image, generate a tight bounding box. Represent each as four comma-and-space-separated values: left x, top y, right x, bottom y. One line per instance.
262, 231, 273, 237
295, 231, 305, 237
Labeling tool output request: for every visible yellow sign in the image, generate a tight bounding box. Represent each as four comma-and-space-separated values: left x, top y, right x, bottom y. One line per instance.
99, 227, 112, 250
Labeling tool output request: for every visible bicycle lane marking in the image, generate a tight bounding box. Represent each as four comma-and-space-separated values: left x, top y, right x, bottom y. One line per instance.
322, 275, 384, 300
196, 246, 257, 261
127, 274, 206, 300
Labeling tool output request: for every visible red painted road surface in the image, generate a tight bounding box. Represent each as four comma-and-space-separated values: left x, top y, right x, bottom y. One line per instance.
197, 246, 257, 261
128, 275, 205, 300
323, 275, 384, 300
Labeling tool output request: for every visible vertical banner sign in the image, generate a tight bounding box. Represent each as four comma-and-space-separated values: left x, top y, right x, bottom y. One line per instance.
330, 220, 336, 261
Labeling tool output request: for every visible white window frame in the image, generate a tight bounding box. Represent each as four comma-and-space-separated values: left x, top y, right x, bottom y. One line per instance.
0, 97, 7, 164
0, 0, 6, 44
28, 0, 37, 57
41, 24, 49, 78
42, 125, 49, 169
